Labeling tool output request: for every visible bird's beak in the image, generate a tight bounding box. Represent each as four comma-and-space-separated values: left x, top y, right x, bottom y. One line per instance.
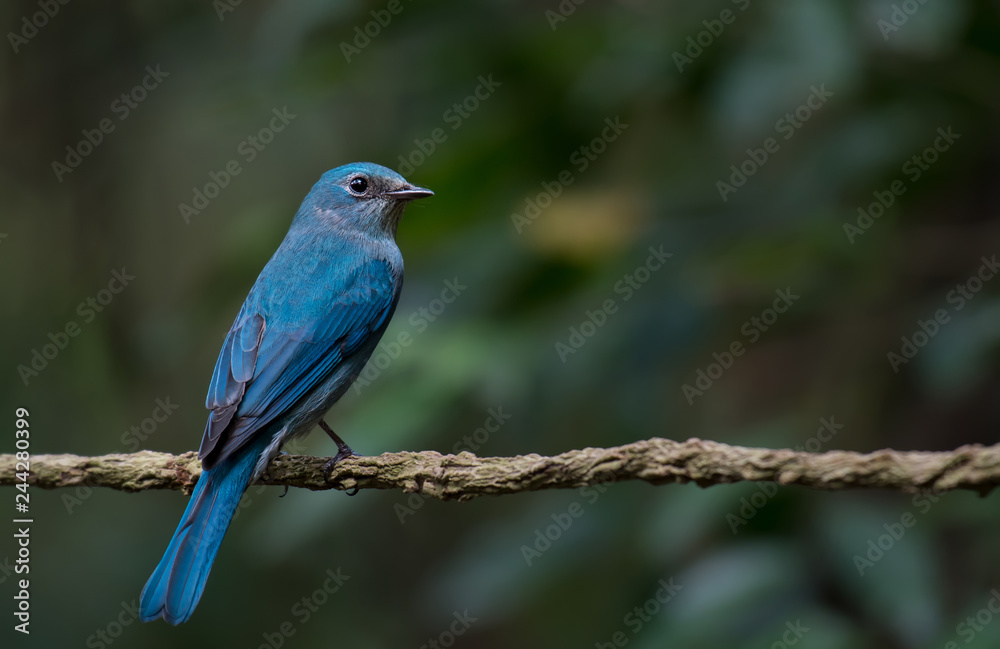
384, 185, 434, 200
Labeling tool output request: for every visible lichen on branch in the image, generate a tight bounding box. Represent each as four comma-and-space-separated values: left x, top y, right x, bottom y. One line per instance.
2, 438, 998, 501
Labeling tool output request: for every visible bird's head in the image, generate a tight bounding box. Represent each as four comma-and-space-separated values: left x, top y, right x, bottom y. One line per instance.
298, 162, 433, 237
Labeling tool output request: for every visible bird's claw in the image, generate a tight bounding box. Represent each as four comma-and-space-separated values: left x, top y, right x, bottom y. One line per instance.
323, 447, 360, 495
319, 420, 361, 495
322, 447, 358, 478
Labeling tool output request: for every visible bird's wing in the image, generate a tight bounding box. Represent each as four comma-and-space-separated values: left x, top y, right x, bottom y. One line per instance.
198, 258, 397, 468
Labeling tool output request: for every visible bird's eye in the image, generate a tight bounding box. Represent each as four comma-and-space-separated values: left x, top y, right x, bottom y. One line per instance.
348, 177, 369, 194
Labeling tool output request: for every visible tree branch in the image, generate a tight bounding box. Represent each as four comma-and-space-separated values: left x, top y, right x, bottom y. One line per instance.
2, 438, 999, 500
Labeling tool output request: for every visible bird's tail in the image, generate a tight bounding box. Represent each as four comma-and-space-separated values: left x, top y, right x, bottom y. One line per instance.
139, 439, 266, 625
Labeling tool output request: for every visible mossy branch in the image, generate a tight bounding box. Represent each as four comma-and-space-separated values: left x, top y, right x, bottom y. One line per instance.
1, 438, 998, 501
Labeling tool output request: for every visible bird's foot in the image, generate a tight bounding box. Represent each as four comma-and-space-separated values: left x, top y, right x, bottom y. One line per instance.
322, 446, 360, 494
319, 420, 361, 495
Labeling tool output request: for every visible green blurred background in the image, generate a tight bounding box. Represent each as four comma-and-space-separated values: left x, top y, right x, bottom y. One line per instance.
3, 0, 1000, 646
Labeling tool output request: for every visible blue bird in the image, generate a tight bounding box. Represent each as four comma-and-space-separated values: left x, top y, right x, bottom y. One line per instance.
139, 162, 433, 625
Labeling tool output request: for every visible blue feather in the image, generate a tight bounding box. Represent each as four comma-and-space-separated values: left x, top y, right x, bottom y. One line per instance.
140, 162, 433, 624
140, 435, 269, 625
203, 258, 397, 466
